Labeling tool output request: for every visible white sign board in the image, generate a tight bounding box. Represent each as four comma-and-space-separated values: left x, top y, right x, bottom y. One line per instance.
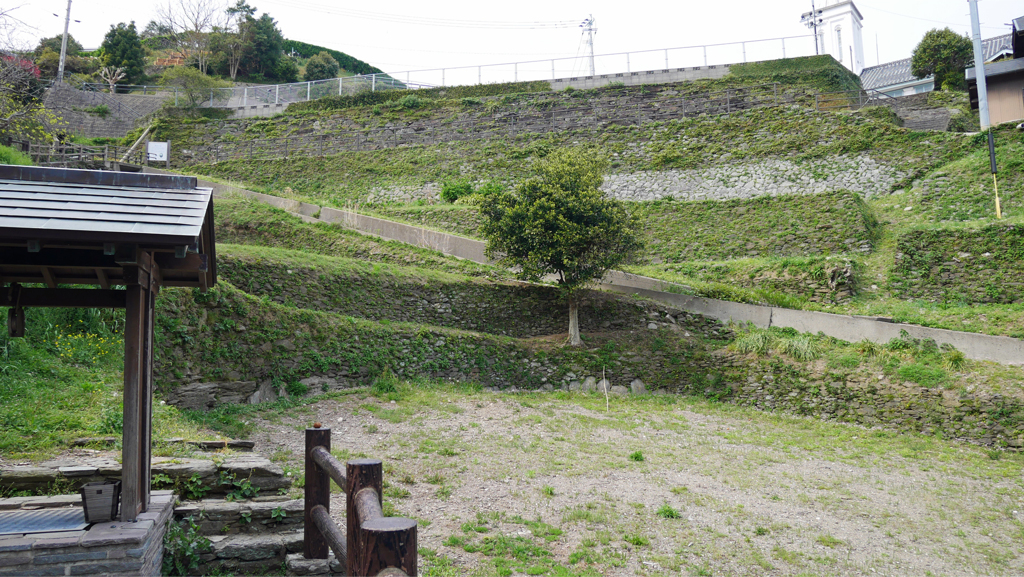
147, 141, 169, 162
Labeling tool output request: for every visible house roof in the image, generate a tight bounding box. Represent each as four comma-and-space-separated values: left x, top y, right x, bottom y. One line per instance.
966, 57, 1024, 81
0, 166, 211, 246
861, 34, 1013, 91
0, 165, 216, 289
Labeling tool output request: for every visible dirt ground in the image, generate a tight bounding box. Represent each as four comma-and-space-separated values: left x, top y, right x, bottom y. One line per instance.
250, 387, 1024, 577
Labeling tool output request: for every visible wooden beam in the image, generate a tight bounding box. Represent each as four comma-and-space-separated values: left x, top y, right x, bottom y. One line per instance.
0, 288, 126, 308
0, 248, 119, 268
40, 267, 56, 289
96, 268, 110, 290
153, 252, 208, 273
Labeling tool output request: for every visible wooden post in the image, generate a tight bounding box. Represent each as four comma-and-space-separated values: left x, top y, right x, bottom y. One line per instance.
140, 284, 154, 512
356, 518, 417, 577
346, 459, 382, 576
121, 283, 144, 521
305, 426, 331, 559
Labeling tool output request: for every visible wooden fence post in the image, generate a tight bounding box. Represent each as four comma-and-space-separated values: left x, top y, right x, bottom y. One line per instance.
346, 459, 382, 576
358, 518, 417, 576
305, 426, 331, 559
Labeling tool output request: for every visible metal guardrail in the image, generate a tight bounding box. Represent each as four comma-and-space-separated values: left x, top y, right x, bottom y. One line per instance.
304, 425, 416, 577
814, 88, 899, 112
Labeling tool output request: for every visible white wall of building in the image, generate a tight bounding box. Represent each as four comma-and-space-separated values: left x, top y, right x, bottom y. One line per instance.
815, 1, 866, 75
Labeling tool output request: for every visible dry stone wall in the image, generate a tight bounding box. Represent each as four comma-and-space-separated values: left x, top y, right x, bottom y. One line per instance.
890, 224, 1024, 305
366, 153, 905, 205
601, 155, 907, 202
216, 251, 656, 338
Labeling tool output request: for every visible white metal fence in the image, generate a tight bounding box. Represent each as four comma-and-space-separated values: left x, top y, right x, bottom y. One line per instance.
382, 34, 818, 88
70, 34, 820, 109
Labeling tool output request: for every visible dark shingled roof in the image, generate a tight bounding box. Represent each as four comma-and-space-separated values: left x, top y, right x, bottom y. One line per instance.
0, 166, 212, 246
861, 34, 1013, 91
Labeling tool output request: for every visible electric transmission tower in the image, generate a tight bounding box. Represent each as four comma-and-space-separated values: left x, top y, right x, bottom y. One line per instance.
580, 15, 597, 76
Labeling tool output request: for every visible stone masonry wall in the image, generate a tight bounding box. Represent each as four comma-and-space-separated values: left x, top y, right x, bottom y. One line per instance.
890, 224, 1024, 304
0, 491, 174, 577
680, 351, 1024, 449
363, 154, 906, 205
217, 251, 657, 338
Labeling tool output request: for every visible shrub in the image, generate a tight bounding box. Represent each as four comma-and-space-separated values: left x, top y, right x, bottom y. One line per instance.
159, 67, 232, 108
162, 516, 212, 576
0, 145, 33, 166
441, 179, 474, 203
947, 111, 978, 133
856, 105, 903, 128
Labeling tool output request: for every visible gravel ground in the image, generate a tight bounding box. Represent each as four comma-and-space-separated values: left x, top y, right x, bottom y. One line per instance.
249, 387, 1024, 577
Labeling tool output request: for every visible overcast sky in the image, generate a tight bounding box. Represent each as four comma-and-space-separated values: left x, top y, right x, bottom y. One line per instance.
9, 0, 1023, 85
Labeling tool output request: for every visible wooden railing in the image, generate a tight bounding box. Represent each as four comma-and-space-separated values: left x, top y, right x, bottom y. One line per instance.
3, 139, 147, 169
305, 425, 417, 577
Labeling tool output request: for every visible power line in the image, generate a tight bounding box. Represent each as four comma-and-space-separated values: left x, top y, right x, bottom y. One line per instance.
260, 0, 578, 29
856, 2, 1007, 30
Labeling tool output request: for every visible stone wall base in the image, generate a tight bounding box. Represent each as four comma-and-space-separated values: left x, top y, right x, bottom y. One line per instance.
0, 490, 174, 576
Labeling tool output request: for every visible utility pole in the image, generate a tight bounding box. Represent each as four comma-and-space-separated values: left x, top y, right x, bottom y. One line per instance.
56, 0, 73, 83
967, 0, 990, 130
580, 15, 597, 76
801, 1, 823, 55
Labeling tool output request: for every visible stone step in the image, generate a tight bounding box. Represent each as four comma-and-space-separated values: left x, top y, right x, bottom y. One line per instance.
175, 497, 304, 535
198, 529, 305, 575
286, 552, 344, 576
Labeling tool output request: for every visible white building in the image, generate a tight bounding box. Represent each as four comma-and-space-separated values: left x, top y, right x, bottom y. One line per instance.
802, 0, 866, 75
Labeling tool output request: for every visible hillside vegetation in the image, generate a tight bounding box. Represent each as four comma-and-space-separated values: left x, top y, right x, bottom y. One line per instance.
149, 54, 1024, 340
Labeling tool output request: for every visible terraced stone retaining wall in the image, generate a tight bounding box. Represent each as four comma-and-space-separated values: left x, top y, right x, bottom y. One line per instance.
890, 224, 1024, 304
678, 351, 1024, 449
217, 252, 665, 338
154, 282, 729, 394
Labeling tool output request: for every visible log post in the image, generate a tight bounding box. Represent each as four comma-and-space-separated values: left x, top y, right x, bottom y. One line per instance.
356, 517, 417, 577
346, 459, 382, 576
305, 426, 332, 559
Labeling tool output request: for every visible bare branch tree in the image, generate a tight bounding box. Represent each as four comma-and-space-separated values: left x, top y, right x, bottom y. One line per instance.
99, 66, 127, 93
156, 0, 224, 75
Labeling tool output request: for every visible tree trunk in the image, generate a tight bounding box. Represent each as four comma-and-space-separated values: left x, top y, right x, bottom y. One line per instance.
568, 298, 582, 347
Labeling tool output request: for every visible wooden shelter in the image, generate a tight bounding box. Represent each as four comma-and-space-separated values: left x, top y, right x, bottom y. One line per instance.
0, 165, 215, 521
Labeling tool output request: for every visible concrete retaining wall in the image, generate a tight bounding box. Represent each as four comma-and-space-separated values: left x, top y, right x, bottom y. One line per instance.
549, 65, 731, 90
150, 170, 1024, 366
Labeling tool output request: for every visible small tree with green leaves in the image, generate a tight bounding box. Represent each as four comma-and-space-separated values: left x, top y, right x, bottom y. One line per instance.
303, 51, 339, 82
159, 66, 231, 108
911, 28, 974, 92
479, 148, 644, 346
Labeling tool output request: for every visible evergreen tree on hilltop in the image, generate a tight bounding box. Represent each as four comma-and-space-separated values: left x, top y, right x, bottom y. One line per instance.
101, 22, 145, 85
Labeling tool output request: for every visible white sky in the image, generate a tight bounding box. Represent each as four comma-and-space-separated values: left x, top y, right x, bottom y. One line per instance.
8, 0, 1023, 86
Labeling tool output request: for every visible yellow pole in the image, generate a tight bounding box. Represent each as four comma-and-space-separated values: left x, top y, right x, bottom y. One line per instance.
994, 173, 1002, 219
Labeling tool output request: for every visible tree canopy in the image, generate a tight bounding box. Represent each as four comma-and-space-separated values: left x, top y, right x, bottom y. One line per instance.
303, 51, 339, 82
34, 34, 83, 57
479, 148, 645, 346
911, 28, 974, 92
100, 22, 145, 85
159, 66, 231, 107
